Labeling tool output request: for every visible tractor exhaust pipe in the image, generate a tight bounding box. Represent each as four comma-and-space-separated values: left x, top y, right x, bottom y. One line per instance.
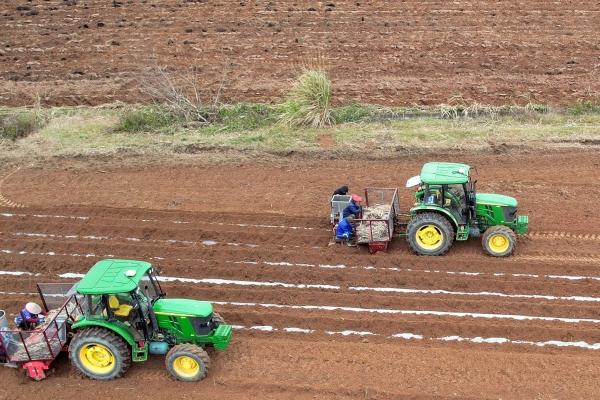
0, 310, 7, 329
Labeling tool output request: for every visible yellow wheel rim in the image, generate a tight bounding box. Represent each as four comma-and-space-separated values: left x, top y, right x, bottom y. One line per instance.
172, 355, 200, 378
416, 224, 444, 250
79, 343, 115, 375
488, 233, 510, 254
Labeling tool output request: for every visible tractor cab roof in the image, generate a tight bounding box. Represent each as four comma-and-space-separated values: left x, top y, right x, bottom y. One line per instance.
420, 162, 471, 185
76, 259, 153, 295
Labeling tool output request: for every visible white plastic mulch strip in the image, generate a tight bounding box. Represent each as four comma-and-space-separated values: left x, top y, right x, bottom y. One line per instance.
0, 212, 321, 231
2, 231, 262, 249
53, 272, 340, 290
231, 324, 600, 350
348, 286, 600, 303
231, 260, 600, 284
3, 261, 600, 304
211, 300, 600, 325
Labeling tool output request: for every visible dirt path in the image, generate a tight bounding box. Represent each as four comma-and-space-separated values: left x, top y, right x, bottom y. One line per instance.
0, 150, 599, 398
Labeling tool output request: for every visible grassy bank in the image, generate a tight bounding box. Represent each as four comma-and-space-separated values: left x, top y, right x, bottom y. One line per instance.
1, 101, 600, 160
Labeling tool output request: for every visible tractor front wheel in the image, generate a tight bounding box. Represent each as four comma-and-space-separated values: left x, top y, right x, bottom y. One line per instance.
69, 327, 131, 380
482, 226, 516, 257
166, 344, 211, 382
407, 212, 454, 256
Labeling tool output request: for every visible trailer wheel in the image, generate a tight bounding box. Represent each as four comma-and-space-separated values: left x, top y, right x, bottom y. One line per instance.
166, 344, 211, 382
482, 226, 516, 257
69, 327, 131, 380
407, 212, 454, 256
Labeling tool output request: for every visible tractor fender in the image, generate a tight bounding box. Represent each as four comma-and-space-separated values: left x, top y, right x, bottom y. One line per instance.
411, 206, 459, 230
71, 319, 136, 347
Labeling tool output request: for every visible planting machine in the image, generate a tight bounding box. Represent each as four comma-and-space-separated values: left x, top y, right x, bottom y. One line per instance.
0, 259, 232, 381
330, 162, 528, 256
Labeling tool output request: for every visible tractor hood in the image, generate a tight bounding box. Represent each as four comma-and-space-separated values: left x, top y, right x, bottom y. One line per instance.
476, 193, 518, 207
152, 298, 213, 318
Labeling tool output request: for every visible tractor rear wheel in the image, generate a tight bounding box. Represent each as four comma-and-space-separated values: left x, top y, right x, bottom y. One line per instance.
482, 226, 516, 257
166, 344, 211, 382
407, 212, 454, 256
69, 327, 131, 380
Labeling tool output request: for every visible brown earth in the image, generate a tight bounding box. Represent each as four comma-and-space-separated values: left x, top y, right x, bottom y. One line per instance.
0, 150, 600, 398
1, 0, 600, 106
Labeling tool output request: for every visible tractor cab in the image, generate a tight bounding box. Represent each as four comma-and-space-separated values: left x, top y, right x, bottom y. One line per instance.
406, 162, 528, 257
75, 260, 163, 342
410, 162, 475, 225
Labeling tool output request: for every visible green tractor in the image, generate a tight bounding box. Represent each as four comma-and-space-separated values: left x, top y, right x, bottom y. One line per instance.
405, 162, 528, 256
69, 259, 232, 381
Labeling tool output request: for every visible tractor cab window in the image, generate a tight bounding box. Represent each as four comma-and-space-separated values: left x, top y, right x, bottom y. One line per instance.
422, 185, 442, 205
85, 293, 134, 320
106, 293, 135, 320
138, 270, 163, 302
86, 294, 107, 318
444, 184, 466, 208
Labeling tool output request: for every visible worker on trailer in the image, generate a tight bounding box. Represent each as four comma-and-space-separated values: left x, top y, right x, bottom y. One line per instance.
14, 302, 45, 330
332, 185, 349, 196
335, 215, 356, 246
342, 194, 362, 219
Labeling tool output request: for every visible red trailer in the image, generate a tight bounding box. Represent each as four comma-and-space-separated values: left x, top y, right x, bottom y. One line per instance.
354, 187, 400, 253
0, 283, 85, 380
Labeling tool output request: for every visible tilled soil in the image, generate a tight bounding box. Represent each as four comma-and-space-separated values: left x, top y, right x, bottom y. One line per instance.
2, 0, 600, 106
0, 150, 599, 398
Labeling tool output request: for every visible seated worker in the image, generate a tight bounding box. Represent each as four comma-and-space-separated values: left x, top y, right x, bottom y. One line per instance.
335, 215, 356, 246
342, 194, 363, 219
332, 185, 349, 197
14, 302, 45, 330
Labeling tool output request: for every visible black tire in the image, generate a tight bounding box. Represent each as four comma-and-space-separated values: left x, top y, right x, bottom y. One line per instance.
407, 212, 454, 256
166, 344, 211, 382
69, 327, 131, 380
482, 225, 516, 257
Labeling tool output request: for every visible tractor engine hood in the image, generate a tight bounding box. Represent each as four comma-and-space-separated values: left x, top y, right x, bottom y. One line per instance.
152, 298, 213, 318
476, 193, 518, 208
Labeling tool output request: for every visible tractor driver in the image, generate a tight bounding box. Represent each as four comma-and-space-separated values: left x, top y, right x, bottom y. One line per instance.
342, 194, 362, 219
14, 302, 45, 330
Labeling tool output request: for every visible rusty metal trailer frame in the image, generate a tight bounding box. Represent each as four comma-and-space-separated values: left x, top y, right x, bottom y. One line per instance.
0, 284, 84, 380
354, 187, 400, 253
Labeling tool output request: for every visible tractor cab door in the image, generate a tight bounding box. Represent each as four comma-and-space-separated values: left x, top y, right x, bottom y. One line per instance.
443, 184, 468, 224
465, 179, 477, 220
134, 271, 163, 335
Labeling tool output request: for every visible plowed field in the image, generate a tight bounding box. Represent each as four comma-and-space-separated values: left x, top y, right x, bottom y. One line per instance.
0, 150, 599, 398
2, 0, 600, 106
